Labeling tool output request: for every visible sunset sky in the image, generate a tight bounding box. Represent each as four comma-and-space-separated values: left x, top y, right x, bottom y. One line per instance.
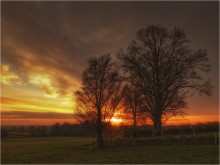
1, 1, 219, 125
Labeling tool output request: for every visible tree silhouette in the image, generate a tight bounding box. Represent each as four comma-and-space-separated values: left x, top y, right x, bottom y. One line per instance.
122, 84, 142, 127
119, 24, 212, 136
1, 129, 8, 139
74, 54, 123, 147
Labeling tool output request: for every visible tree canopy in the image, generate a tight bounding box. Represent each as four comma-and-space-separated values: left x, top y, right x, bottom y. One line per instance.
120, 24, 212, 135
74, 54, 124, 147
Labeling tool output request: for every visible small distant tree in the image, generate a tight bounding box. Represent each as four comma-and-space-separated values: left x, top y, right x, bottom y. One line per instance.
1, 129, 8, 139
120, 24, 212, 136
61, 123, 73, 136
74, 54, 123, 148
122, 84, 142, 127
50, 123, 61, 136
28, 126, 36, 137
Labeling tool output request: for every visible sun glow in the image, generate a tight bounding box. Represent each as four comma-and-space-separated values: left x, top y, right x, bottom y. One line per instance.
110, 117, 122, 124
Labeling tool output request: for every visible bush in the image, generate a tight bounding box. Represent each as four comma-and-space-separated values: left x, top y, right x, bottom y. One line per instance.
1, 129, 8, 139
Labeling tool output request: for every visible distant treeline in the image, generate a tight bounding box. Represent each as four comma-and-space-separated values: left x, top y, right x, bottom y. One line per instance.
1, 122, 219, 139
1, 123, 91, 138
128, 122, 219, 138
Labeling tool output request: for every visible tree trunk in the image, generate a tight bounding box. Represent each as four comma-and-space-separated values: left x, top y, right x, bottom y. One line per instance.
97, 125, 104, 148
153, 115, 162, 136
97, 108, 104, 148
133, 115, 137, 127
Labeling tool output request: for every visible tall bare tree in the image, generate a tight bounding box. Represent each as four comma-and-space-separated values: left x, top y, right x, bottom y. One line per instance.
120, 24, 212, 136
74, 54, 123, 147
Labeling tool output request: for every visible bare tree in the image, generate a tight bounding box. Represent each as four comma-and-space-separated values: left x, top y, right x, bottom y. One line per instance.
74, 54, 123, 147
119, 24, 212, 136
122, 84, 142, 127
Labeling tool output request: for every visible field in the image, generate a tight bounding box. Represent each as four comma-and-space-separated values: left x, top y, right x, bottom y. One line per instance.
1, 136, 219, 164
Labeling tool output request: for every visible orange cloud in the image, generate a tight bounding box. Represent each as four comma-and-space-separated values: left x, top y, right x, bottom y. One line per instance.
1, 111, 73, 119
0, 64, 22, 85
165, 115, 219, 125
1, 118, 77, 126
1, 96, 74, 114
28, 74, 58, 97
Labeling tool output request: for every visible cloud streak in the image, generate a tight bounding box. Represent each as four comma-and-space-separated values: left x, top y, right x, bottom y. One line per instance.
1, 111, 73, 119
29, 75, 58, 96
1, 96, 74, 114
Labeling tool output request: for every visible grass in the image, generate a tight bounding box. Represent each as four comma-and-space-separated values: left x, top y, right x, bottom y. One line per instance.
1, 137, 219, 164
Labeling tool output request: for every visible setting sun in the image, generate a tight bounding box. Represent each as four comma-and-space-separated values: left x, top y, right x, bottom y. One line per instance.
110, 117, 122, 124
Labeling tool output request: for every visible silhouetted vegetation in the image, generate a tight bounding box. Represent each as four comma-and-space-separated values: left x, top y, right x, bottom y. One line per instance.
119, 24, 212, 136
72, 24, 213, 140
122, 84, 145, 127
122, 122, 219, 138
74, 54, 124, 148
1, 122, 218, 139
28, 126, 48, 137
1, 123, 91, 137
1, 129, 8, 139
50, 122, 91, 137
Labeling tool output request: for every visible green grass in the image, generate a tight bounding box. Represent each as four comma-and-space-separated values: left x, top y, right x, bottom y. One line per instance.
1, 137, 219, 164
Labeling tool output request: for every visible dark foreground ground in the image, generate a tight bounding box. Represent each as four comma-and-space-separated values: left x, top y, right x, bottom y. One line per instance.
1, 136, 219, 164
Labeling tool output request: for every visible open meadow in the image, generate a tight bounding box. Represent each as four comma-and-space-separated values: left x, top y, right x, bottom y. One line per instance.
1, 135, 219, 164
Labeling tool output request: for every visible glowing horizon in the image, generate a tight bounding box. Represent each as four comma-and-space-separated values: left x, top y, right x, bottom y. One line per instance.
1, 2, 219, 126
1, 64, 219, 126
1, 116, 219, 126
1, 63, 219, 126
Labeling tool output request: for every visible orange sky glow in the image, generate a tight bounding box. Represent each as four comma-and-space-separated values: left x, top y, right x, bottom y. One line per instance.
1, 2, 219, 126
1, 51, 219, 126
1, 70, 219, 126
